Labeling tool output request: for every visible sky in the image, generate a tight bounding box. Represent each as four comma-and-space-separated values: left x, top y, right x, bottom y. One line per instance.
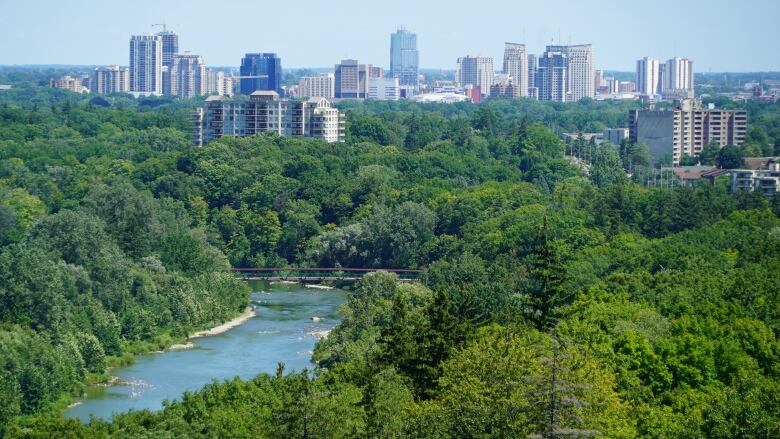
1, 0, 779, 72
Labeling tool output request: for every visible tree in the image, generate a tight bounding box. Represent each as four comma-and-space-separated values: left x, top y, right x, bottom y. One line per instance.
717, 144, 744, 169
525, 218, 571, 330
590, 143, 627, 188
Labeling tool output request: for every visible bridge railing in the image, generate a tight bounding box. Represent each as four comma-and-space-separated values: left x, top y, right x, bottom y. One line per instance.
231, 268, 422, 281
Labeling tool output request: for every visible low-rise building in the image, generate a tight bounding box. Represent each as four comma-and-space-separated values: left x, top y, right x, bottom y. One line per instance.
193, 91, 344, 146
368, 77, 400, 101
51, 75, 88, 93
730, 160, 780, 196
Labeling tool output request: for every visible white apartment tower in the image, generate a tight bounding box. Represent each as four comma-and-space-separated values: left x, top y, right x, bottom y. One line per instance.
169, 54, 206, 99
665, 57, 694, 92
456, 55, 494, 97
636, 57, 661, 97
91, 65, 130, 95
299, 73, 335, 98
129, 34, 163, 95
502, 43, 528, 97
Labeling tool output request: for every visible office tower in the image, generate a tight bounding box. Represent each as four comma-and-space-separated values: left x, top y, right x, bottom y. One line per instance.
636, 57, 660, 97
665, 57, 694, 92
129, 34, 163, 95
545, 44, 594, 101
91, 65, 130, 95
390, 27, 419, 87
193, 92, 344, 146
527, 54, 538, 98
299, 73, 335, 98
368, 77, 401, 100
629, 99, 747, 164
456, 55, 494, 97
335, 59, 371, 99
502, 42, 528, 97
169, 54, 206, 98
537, 50, 567, 102
240, 53, 283, 95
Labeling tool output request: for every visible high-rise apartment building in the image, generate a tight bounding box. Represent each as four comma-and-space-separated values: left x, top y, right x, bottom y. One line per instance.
299, 73, 335, 98
335, 59, 371, 99
129, 34, 163, 95
193, 92, 344, 146
636, 57, 661, 97
594, 69, 605, 93
456, 55, 494, 97
537, 50, 567, 102
390, 28, 419, 87
545, 44, 594, 102
240, 53, 283, 95
169, 54, 206, 98
527, 54, 538, 99
629, 100, 747, 164
368, 77, 401, 101
664, 57, 694, 93
157, 31, 178, 67
205, 69, 225, 96
91, 65, 130, 95
502, 42, 528, 97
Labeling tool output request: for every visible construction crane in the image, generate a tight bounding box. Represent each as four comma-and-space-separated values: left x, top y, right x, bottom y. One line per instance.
152, 23, 168, 32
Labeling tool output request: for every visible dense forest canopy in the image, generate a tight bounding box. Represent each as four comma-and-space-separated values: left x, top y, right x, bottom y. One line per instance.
0, 79, 779, 437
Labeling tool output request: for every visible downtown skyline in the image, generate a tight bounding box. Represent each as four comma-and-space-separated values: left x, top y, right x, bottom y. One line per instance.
1, 0, 780, 72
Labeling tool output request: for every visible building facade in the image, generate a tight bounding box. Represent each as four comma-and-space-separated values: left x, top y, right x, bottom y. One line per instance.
193, 92, 344, 146
129, 34, 163, 95
240, 53, 283, 95
636, 57, 660, 97
537, 50, 567, 102
299, 73, 335, 98
91, 65, 130, 95
629, 100, 747, 164
50, 75, 87, 93
335, 59, 371, 99
730, 159, 780, 196
664, 57, 694, 95
544, 44, 594, 102
502, 42, 528, 97
368, 77, 401, 101
390, 28, 419, 87
527, 54, 538, 98
169, 54, 206, 98
456, 55, 494, 97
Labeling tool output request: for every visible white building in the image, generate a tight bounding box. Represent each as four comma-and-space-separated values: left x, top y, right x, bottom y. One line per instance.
299, 73, 335, 98
456, 55, 494, 97
368, 77, 400, 101
502, 42, 528, 97
193, 91, 344, 146
129, 34, 163, 95
169, 54, 206, 99
91, 65, 129, 95
664, 57, 694, 93
636, 57, 660, 97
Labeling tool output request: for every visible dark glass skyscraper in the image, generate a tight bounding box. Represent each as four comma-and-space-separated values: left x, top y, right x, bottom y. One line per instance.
390, 28, 419, 87
157, 31, 179, 67
240, 53, 282, 95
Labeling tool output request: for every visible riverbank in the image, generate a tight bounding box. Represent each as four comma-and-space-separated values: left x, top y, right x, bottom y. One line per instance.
190, 306, 256, 339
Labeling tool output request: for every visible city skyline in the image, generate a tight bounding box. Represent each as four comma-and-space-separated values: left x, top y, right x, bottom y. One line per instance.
1, 0, 779, 72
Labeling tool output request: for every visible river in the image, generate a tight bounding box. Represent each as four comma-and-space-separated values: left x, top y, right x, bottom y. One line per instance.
65, 281, 345, 422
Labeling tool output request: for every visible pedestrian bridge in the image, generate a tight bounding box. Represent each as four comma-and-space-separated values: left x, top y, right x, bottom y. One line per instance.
232, 268, 422, 283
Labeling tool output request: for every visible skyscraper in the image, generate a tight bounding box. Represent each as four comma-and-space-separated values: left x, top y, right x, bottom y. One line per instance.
665, 57, 694, 92
456, 55, 494, 97
502, 42, 528, 97
129, 34, 163, 95
545, 44, 594, 102
157, 31, 178, 67
636, 57, 661, 97
390, 28, 419, 87
91, 65, 130, 95
537, 50, 567, 102
169, 54, 206, 98
334, 59, 371, 99
240, 53, 283, 95
527, 54, 538, 99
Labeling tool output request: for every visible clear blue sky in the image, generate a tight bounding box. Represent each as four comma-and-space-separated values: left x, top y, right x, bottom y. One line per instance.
1, 0, 778, 71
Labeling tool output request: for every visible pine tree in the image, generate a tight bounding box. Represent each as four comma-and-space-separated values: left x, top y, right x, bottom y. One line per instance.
526, 217, 571, 330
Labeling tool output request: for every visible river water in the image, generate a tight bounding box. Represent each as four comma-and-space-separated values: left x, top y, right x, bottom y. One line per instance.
65, 282, 345, 422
